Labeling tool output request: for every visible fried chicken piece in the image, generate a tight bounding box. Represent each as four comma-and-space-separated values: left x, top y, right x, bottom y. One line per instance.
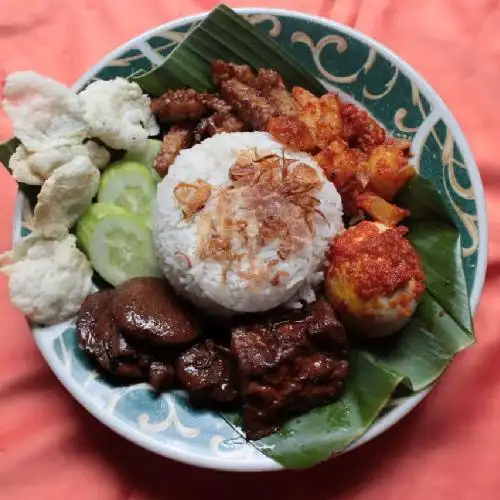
292, 87, 321, 138
220, 78, 275, 130
151, 89, 208, 122
257, 68, 297, 117
291, 87, 343, 148
316, 93, 343, 148
315, 138, 368, 216
341, 103, 386, 153
212, 60, 257, 87
153, 123, 193, 177
193, 112, 245, 143
267, 115, 316, 151
315, 138, 367, 184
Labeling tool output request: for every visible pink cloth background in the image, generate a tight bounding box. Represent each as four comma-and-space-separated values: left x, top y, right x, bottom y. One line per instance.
0, 1, 499, 498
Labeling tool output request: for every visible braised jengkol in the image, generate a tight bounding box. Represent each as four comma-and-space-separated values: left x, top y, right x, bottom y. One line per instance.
78, 277, 350, 439
77, 277, 199, 390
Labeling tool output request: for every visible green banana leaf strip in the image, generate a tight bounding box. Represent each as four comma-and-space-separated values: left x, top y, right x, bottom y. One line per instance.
406, 221, 473, 335
0, 137, 19, 173
361, 292, 474, 391
0, 137, 40, 210
396, 176, 473, 335
395, 175, 455, 225
132, 4, 326, 96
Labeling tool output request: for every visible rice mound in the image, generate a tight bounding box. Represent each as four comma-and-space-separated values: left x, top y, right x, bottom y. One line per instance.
154, 132, 343, 314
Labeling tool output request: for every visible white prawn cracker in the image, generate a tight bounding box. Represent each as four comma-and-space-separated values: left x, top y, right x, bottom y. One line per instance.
33, 156, 100, 237
0, 233, 93, 325
79, 78, 159, 152
9, 141, 110, 185
8, 145, 45, 185
2, 71, 89, 152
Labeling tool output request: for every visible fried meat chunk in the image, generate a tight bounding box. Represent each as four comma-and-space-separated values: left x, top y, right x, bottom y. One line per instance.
151, 89, 208, 122
193, 112, 245, 142
220, 78, 275, 130
267, 115, 316, 151
153, 123, 193, 177
211, 60, 258, 87
256, 68, 297, 117
292, 87, 343, 149
176, 339, 239, 405
231, 298, 349, 440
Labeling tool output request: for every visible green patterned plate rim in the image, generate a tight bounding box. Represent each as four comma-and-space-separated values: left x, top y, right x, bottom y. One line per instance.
13, 8, 487, 472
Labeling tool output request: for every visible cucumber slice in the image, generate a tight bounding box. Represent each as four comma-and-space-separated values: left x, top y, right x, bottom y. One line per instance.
98, 160, 157, 218
76, 203, 162, 286
123, 139, 162, 181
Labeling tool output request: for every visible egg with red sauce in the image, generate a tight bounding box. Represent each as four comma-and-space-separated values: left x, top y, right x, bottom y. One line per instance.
325, 221, 425, 338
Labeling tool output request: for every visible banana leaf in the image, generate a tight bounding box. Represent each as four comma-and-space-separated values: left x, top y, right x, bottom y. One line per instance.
0, 137, 41, 210
0, 3, 476, 470
0, 137, 19, 172
132, 4, 326, 96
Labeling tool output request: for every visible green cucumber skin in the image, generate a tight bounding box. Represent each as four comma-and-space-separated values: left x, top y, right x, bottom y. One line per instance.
76, 203, 161, 286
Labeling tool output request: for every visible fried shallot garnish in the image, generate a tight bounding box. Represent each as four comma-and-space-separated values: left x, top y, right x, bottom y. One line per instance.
174, 179, 212, 219
281, 163, 322, 194
229, 151, 260, 186
199, 235, 233, 262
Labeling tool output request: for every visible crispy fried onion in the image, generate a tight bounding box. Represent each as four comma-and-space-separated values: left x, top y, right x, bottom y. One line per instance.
196, 150, 325, 282
174, 179, 211, 219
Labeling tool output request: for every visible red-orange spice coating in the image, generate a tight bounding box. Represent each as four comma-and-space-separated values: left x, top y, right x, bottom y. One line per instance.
341, 103, 386, 153
328, 221, 425, 300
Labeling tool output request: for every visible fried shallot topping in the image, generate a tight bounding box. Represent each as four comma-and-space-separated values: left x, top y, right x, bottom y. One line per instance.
196, 150, 325, 281
174, 179, 212, 219
229, 151, 260, 186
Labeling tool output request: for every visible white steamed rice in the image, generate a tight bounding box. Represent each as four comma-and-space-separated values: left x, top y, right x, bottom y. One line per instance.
154, 132, 343, 314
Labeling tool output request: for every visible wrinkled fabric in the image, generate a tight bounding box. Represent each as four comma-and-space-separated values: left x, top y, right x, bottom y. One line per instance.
0, 1, 498, 499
